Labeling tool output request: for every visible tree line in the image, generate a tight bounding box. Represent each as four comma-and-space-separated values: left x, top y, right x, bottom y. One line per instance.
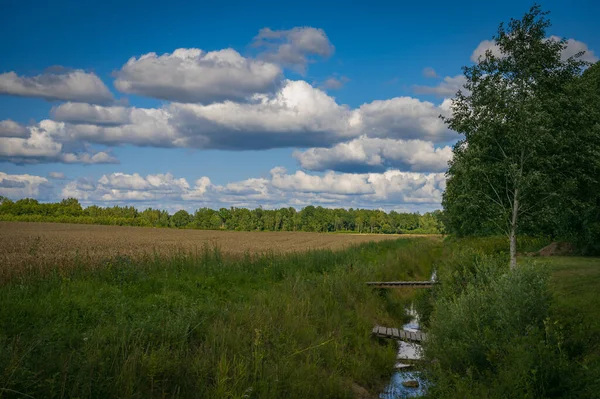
0, 197, 443, 234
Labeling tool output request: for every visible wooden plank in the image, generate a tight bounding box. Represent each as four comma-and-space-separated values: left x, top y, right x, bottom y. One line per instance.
365, 281, 436, 288
372, 325, 427, 342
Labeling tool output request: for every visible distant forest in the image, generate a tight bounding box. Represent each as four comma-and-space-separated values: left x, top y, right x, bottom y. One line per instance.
0, 197, 443, 234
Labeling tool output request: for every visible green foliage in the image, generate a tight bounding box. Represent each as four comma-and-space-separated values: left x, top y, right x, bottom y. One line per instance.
0, 198, 444, 234
170, 209, 193, 228
0, 238, 440, 398
423, 260, 584, 398
441, 5, 600, 254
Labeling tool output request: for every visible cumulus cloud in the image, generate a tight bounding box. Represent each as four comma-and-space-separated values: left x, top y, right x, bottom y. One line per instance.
62, 151, 118, 164
294, 136, 452, 173
352, 97, 456, 142
547, 36, 599, 63
320, 76, 349, 90
48, 172, 66, 179
63, 172, 189, 202
60, 168, 445, 212
413, 75, 468, 97
270, 167, 374, 195
470, 39, 503, 63
0, 172, 52, 199
52, 102, 132, 125
113, 48, 282, 104
471, 36, 598, 63
47, 80, 456, 151
0, 69, 113, 104
0, 120, 29, 138
169, 80, 354, 149
252, 27, 334, 74
0, 120, 119, 164
422, 67, 439, 78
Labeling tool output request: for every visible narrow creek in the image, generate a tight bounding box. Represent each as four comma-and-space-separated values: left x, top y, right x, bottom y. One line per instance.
380, 270, 436, 398
379, 305, 427, 398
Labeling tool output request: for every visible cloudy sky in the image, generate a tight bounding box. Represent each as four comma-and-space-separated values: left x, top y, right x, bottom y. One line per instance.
1, 0, 597, 213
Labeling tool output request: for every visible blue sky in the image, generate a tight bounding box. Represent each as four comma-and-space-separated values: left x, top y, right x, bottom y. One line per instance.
1, 0, 598, 212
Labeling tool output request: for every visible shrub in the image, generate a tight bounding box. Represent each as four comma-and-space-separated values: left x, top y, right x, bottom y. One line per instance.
422, 261, 582, 398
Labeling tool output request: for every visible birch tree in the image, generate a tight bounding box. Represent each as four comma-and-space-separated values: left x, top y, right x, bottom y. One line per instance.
442, 5, 588, 268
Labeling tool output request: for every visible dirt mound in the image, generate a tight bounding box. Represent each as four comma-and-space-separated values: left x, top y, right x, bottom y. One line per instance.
536, 242, 574, 257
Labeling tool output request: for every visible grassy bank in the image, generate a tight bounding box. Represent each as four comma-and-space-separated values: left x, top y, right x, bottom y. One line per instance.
419, 241, 600, 398
0, 237, 442, 398
546, 256, 600, 396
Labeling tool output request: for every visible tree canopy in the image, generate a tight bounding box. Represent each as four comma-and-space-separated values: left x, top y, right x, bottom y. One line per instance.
442, 5, 600, 259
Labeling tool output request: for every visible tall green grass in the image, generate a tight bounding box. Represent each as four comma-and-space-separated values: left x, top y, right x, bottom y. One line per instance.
0, 238, 441, 398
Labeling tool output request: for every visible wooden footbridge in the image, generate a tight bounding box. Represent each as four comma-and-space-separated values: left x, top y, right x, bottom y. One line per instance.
366, 281, 437, 288
372, 325, 427, 342
368, 280, 435, 343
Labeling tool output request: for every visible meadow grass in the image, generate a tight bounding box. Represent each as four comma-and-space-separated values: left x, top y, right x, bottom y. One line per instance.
2, 233, 596, 398
0, 237, 442, 398
545, 256, 600, 396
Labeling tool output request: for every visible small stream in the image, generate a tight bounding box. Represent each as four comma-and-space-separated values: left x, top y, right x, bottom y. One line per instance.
380, 271, 436, 398
379, 306, 427, 398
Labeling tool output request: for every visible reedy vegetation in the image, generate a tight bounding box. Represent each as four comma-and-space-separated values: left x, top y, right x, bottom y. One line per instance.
0, 238, 441, 398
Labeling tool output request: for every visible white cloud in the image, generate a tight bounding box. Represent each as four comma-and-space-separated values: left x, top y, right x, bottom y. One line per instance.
471, 37, 598, 63
470, 39, 502, 63
413, 75, 467, 97
61, 151, 118, 164
46, 80, 456, 150
294, 136, 452, 173
0, 172, 52, 199
252, 27, 334, 73
547, 36, 599, 63
169, 80, 354, 149
47, 109, 178, 147
320, 76, 349, 90
52, 102, 132, 125
0, 126, 63, 159
63, 172, 190, 202
351, 97, 456, 142
0, 121, 119, 164
0, 69, 113, 104
48, 172, 66, 179
270, 167, 374, 195
422, 67, 439, 78
61, 168, 445, 211
113, 48, 282, 104
0, 120, 29, 138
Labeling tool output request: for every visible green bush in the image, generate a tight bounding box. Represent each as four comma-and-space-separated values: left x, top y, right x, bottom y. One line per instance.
422, 261, 583, 398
